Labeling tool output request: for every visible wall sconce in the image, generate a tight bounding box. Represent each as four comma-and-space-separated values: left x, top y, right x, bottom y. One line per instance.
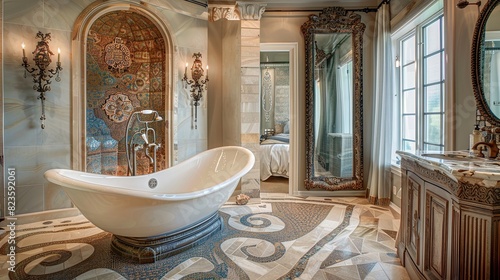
395, 56, 400, 68
21, 31, 63, 129
182, 52, 209, 129
456, 0, 481, 9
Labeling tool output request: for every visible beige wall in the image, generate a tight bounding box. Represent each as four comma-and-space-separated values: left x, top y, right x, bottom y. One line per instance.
452, 1, 480, 150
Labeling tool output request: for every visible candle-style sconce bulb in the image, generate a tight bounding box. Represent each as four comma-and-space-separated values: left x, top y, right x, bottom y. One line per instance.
182, 52, 209, 129
21, 31, 63, 129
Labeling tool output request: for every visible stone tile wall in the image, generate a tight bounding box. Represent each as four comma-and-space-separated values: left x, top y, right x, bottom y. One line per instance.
240, 20, 261, 198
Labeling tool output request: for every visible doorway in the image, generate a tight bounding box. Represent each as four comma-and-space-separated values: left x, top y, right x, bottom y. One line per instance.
259, 43, 298, 195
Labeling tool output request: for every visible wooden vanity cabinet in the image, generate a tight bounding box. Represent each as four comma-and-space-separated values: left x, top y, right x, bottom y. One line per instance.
398, 157, 500, 280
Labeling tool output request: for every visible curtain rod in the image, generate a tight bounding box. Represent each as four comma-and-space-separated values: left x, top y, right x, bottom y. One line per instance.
266, 0, 390, 14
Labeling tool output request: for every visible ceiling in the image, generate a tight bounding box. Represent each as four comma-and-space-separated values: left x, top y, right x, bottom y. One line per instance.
263, 0, 381, 10
204, 0, 382, 11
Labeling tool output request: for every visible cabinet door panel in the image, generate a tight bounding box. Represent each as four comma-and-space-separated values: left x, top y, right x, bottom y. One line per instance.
407, 172, 423, 266
425, 187, 448, 280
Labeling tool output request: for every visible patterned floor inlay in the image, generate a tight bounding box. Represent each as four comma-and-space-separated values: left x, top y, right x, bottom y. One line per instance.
0, 196, 409, 279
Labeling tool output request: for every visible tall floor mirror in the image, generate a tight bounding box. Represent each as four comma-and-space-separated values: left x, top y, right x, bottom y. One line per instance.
302, 7, 365, 191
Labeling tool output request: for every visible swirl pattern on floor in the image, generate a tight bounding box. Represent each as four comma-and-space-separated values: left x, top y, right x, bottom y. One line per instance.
0, 196, 409, 279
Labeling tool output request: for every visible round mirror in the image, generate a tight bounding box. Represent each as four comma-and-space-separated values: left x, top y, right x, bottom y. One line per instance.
472, 0, 500, 125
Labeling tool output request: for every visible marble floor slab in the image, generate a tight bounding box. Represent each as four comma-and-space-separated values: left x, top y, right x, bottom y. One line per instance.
0, 195, 409, 280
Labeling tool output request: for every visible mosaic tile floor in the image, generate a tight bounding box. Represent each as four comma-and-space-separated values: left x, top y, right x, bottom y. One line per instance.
0, 195, 409, 280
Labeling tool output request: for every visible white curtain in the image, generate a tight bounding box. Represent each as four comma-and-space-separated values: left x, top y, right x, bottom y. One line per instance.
367, 2, 392, 205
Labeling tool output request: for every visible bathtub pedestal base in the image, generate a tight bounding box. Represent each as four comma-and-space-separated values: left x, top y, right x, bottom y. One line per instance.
110, 212, 223, 263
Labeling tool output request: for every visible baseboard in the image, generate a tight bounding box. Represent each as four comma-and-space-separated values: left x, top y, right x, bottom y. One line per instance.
295, 190, 366, 197
389, 202, 401, 213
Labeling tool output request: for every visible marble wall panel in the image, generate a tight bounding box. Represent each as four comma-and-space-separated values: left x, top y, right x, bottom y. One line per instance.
241, 28, 260, 38
4, 145, 70, 186
241, 92, 259, 103
241, 123, 260, 134
44, 182, 72, 210
160, 9, 208, 50
44, 0, 95, 31
241, 56, 260, 68
15, 184, 44, 214
3, 0, 44, 27
241, 67, 260, 77
241, 46, 260, 58
241, 20, 260, 29
241, 111, 259, 122
239, 19, 262, 199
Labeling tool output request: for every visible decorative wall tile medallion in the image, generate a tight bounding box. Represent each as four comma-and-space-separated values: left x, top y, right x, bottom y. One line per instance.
101, 93, 134, 123
105, 37, 131, 71
262, 68, 274, 123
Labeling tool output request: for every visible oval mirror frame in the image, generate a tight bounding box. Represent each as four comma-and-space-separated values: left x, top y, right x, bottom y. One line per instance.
301, 7, 365, 191
472, 0, 500, 126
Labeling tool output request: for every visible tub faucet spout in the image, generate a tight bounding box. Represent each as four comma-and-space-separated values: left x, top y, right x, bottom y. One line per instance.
472, 139, 499, 158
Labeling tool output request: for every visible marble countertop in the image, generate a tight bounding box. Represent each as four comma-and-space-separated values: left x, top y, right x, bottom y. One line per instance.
396, 150, 500, 182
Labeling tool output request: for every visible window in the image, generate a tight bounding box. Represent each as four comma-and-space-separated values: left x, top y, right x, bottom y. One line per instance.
396, 13, 445, 155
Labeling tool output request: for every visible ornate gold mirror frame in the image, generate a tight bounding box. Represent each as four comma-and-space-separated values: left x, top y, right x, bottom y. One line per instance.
301, 7, 365, 191
472, 0, 500, 126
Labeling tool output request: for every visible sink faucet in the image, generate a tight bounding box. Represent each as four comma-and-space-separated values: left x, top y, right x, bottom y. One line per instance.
472, 139, 499, 159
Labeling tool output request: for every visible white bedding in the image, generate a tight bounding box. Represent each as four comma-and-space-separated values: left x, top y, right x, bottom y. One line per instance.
260, 141, 289, 181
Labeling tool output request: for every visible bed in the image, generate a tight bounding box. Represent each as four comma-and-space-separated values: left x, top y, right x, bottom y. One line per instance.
260, 133, 289, 181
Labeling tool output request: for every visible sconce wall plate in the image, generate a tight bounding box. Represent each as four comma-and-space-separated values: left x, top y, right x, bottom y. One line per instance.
21, 31, 63, 129
182, 52, 209, 129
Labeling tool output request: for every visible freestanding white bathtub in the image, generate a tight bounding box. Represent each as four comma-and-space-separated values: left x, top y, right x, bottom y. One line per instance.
44, 146, 255, 263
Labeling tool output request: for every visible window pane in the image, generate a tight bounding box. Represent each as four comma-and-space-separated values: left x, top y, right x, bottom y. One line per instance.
403, 90, 416, 114
403, 115, 416, 140
403, 63, 416, 89
402, 36, 415, 64
424, 144, 443, 152
424, 114, 442, 144
424, 85, 441, 113
424, 53, 441, 84
424, 18, 441, 55
403, 140, 416, 152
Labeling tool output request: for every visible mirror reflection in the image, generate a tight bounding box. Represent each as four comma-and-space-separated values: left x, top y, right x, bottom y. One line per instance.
259, 51, 291, 186
483, 3, 500, 118
313, 33, 353, 178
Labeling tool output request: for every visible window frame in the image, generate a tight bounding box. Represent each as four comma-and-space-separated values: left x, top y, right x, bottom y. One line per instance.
392, 8, 447, 163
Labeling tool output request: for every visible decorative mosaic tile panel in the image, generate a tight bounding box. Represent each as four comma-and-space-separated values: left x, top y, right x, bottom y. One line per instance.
85, 11, 167, 176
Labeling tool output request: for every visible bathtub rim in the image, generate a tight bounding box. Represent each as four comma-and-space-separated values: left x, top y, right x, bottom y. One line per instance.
44, 146, 255, 201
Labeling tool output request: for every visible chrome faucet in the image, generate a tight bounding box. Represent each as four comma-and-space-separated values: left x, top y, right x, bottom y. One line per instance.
125, 110, 163, 175
472, 139, 499, 159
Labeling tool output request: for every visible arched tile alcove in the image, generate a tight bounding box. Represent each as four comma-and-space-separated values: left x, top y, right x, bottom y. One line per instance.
71, 2, 174, 174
